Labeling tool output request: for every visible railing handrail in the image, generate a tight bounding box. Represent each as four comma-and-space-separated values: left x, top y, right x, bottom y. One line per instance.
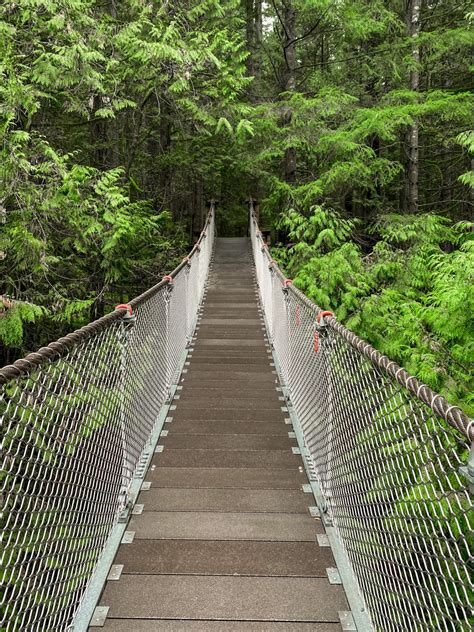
250, 200, 472, 632
249, 202, 473, 441
0, 203, 215, 386
1, 202, 216, 632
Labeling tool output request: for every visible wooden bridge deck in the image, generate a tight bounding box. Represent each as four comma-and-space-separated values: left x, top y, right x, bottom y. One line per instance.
91, 238, 349, 631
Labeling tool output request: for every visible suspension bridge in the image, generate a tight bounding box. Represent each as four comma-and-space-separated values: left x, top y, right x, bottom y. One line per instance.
1, 203, 472, 631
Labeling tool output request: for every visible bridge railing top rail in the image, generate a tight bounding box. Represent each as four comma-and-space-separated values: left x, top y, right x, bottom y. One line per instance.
250, 204, 472, 441
2, 202, 215, 632
0, 203, 215, 386
250, 201, 472, 632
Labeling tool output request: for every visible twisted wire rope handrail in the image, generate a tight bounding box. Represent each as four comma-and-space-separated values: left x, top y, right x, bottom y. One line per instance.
0, 207, 215, 385
250, 203, 473, 632
0, 205, 215, 631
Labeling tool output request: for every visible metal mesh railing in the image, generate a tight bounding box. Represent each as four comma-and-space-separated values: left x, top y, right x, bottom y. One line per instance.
250, 206, 473, 632
0, 206, 215, 632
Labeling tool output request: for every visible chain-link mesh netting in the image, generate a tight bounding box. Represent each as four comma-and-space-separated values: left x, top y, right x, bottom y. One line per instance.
250, 208, 473, 632
0, 208, 215, 632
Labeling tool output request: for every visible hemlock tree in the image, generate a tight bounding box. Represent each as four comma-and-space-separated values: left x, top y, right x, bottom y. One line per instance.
0, 0, 249, 361
233, 0, 473, 411
0, 0, 472, 410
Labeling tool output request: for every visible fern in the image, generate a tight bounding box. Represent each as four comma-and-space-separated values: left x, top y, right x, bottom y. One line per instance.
0, 302, 46, 347
274, 206, 473, 415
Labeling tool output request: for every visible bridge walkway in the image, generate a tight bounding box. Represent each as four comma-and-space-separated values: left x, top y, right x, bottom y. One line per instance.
91, 238, 349, 630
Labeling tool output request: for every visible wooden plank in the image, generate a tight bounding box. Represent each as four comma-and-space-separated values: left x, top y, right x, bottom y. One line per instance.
92, 237, 346, 629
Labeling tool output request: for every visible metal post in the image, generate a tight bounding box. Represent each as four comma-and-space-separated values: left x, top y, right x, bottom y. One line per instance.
164, 282, 173, 403
321, 317, 334, 526
184, 259, 192, 347
282, 285, 292, 394
115, 305, 136, 520
324, 337, 334, 526
268, 265, 275, 345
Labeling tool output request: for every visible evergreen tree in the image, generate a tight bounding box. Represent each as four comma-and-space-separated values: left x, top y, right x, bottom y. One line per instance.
0, 0, 249, 360
1, 0, 472, 411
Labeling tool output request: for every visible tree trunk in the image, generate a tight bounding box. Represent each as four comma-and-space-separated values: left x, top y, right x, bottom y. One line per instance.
254, 0, 263, 82
281, 2, 297, 185
90, 95, 109, 319
406, 0, 421, 213
244, 0, 256, 77
159, 102, 172, 208
244, 1, 263, 91
90, 95, 108, 170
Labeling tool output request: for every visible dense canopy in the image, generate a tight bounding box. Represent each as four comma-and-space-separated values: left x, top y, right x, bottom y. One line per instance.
1, 0, 473, 413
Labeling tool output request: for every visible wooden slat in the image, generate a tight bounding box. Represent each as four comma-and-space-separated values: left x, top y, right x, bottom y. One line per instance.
90, 237, 347, 631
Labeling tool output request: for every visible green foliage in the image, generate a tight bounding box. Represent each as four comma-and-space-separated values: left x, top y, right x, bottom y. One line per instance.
456, 130, 474, 188
0, 127, 186, 350
274, 207, 473, 415
0, 1, 472, 628
234, 0, 473, 419
0, 0, 471, 407
0, 0, 249, 359
0, 301, 45, 347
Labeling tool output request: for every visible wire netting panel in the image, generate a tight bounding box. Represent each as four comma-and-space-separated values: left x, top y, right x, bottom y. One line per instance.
250, 209, 473, 632
0, 211, 215, 631
1, 328, 125, 631
322, 326, 472, 632
167, 271, 188, 388
122, 290, 169, 483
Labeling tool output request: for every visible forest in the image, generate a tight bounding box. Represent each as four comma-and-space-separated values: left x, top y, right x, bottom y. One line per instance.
0, 0, 473, 414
